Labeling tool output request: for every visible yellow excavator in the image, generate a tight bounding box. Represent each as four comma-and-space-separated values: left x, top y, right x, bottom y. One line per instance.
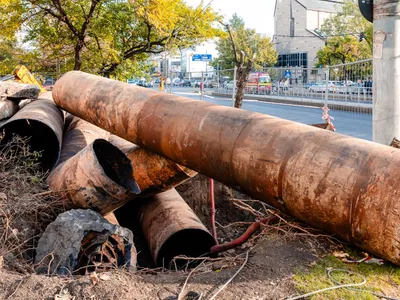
12, 65, 47, 94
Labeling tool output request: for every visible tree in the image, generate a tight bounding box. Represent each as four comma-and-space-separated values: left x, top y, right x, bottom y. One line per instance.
320, 0, 373, 50
0, 0, 221, 75
216, 14, 277, 108
316, 36, 371, 66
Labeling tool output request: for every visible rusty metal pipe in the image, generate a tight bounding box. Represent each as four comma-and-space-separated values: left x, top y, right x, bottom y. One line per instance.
0, 97, 64, 171
53, 71, 400, 265
138, 188, 216, 267
48, 139, 140, 215
109, 135, 197, 196
48, 116, 138, 214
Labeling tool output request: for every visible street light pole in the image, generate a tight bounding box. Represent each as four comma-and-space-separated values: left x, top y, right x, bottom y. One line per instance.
373, 0, 400, 145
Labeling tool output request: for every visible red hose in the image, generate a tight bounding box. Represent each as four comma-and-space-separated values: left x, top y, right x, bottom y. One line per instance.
210, 178, 218, 244
210, 216, 277, 254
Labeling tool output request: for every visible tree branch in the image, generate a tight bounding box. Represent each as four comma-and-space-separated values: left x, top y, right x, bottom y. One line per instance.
50, 0, 80, 37
219, 21, 238, 64
80, 0, 100, 37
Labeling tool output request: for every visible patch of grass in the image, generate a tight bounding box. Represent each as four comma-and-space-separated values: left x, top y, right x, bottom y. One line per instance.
293, 247, 400, 300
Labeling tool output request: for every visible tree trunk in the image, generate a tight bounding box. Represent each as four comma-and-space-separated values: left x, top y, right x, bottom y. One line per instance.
73, 40, 84, 70
234, 59, 253, 108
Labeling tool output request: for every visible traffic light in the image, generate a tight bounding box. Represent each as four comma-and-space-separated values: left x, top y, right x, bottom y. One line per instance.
359, 32, 365, 42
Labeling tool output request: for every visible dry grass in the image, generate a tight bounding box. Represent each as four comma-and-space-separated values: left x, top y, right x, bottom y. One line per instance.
0, 135, 65, 271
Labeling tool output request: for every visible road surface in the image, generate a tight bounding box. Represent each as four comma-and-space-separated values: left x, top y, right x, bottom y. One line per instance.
168, 88, 372, 141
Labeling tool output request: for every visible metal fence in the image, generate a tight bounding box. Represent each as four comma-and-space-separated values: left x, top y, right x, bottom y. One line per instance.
164, 59, 373, 112
164, 60, 373, 140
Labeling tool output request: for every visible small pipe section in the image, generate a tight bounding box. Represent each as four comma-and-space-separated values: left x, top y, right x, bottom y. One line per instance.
138, 189, 216, 267
0, 96, 64, 171
48, 139, 140, 215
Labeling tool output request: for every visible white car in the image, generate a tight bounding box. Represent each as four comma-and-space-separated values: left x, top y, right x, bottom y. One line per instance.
172, 77, 181, 86
308, 82, 326, 93
225, 80, 235, 89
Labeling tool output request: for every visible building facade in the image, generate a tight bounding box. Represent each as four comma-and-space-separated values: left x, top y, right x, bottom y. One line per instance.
274, 0, 342, 72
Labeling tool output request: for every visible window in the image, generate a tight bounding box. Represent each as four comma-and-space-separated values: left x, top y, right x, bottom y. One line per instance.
276, 53, 307, 68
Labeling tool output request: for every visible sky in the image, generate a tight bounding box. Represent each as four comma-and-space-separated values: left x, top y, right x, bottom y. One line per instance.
184, 0, 275, 36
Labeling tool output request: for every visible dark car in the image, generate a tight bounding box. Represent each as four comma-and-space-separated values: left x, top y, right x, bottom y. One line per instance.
180, 79, 193, 87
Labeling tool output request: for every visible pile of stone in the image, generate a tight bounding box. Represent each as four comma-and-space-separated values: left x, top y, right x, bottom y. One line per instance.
0, 81, 41, 120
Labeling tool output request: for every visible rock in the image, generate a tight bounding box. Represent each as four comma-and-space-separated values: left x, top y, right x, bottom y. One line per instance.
0, 99, 19, 120
0, 81, 40, 100
35, 209, 136, 275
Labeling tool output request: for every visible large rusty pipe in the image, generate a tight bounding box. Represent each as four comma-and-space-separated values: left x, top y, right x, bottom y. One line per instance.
0, 96, 64, 171
109, 135, 197, 197
48, 116, 139, 214
48, 139, 140, 215
138, 188, 216, 267
53, 71, 400, 265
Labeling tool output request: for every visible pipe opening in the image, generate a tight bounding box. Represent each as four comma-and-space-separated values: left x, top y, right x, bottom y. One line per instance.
157, 229, 216, 268
93, 139, 140, 194
0, 119, 60, 171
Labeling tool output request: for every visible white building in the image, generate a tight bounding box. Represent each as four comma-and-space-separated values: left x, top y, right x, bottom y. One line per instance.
273, 0, 342, 72
152, 41, 218, 79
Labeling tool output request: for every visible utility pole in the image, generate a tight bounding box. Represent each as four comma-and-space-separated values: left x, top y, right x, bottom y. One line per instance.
373, 0, 400, 145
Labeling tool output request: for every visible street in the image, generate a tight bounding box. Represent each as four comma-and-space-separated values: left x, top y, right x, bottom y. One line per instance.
168, 87, 372, 141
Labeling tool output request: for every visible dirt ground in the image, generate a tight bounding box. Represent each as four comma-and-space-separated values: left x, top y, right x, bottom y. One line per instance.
0, 233, 322, 300
0, 173, 337, 300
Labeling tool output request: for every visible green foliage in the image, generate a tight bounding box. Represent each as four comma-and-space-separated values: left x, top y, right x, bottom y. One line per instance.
316, 36, 371, 66
317, 0, 372, 66
0, 0, 222, 77
213, 14, 277, 70
321, 0, 372, 45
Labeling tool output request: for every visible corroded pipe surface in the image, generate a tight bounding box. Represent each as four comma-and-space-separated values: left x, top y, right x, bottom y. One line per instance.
139, 189, 216, 267
0, 98, 64, 171
59, 115, 110, 164
48, 139, 140, 215
53, 71, 400, 265
110, 135, 197, 197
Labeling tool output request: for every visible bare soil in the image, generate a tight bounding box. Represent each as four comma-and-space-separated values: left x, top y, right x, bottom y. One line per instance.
1, 173, 337, 300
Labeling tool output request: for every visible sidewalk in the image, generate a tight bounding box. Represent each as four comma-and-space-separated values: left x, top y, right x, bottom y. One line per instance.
209, 91, 372, 113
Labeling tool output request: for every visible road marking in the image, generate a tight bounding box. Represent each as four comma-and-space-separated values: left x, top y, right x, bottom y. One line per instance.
173, 92, 200, 96
203, 95, 215, 99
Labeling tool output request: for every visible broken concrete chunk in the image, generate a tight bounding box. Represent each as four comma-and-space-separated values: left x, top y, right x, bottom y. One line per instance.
0, 99, 19, 120
35, 209, 136, 276
0, 81, 40, 99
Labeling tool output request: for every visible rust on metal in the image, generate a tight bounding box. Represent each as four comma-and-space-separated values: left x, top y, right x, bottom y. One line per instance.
48, 139, 140, 215
0, 95, 64, 171
59, 115, 110, 164
53, 71, 400, 265
110, 134, 197, 197
139, 189, 216, 267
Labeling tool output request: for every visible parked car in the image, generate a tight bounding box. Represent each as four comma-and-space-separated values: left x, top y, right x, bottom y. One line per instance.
180, 79, 193, 87
172, 77, 181, 86
225, 80, 235, 89
308, 82, 326, 93
43, 78, 56, 91
193, 81, 201, 88
137, 79, 153, 88
203, 80, 214, 88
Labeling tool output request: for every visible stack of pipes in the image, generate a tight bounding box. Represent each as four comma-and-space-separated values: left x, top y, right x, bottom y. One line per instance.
1, 70, 400, 269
